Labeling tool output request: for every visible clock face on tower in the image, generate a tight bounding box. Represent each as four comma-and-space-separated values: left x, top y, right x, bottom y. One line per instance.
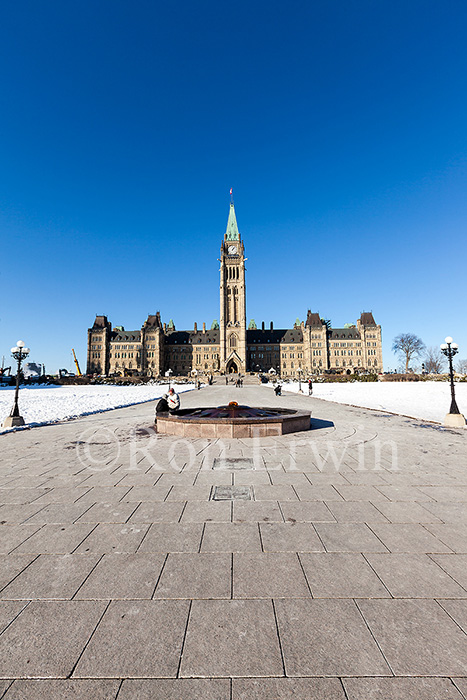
227, 245, 238, 255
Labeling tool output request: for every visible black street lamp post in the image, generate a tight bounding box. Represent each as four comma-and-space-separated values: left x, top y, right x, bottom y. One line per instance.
440, 336, 466, 428
3, 341, 30, 428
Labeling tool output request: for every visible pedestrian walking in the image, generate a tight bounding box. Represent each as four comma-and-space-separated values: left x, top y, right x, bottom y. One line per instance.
308, 378, 313, 395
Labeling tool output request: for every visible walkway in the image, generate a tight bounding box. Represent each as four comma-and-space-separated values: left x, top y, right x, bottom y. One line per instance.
0, 384, 466, 698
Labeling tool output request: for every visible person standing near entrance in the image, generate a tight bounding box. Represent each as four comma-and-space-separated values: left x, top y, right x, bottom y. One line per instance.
308, 378, 313, 395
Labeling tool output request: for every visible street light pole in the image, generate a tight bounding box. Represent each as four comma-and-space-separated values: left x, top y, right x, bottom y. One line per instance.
440, 337, 466, 428
3, 341, 30, 428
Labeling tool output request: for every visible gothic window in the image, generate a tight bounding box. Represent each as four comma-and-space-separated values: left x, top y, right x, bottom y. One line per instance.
230, 334, 237, 348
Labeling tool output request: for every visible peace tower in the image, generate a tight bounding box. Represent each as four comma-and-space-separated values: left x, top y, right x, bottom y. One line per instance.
219, 202, 247, 374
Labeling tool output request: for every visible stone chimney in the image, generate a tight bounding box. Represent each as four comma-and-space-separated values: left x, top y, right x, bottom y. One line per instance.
270, 321, 273, 330
262, 321, 265, 331
163, 323, 167, 332
202, 322, 206, 333
194, 322, 197, 332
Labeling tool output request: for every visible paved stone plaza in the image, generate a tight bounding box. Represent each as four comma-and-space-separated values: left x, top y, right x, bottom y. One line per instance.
0, 384, 466, 699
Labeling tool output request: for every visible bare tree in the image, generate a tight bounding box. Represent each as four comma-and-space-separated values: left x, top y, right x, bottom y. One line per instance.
457, 358, 467, 375
392, 333, 426, 373
423, 346, 446, 374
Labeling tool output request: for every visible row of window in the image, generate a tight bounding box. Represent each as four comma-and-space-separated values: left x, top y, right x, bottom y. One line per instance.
334, 350, 363, 356
331, 342, 361, 348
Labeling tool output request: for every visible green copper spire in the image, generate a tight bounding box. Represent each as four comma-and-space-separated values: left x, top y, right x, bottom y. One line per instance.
225, 202, 240, 241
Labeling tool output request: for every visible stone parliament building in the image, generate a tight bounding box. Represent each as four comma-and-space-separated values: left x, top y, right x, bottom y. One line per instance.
87, 203, 383, 378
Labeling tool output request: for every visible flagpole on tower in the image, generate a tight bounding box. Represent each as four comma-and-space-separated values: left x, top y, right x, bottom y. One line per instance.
230, 187, 233, 205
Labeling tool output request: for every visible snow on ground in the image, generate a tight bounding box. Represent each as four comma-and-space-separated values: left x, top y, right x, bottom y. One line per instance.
0, 383, 194, 432
282, 380, 467, 424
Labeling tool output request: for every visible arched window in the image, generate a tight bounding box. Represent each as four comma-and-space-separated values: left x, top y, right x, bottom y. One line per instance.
230, 334, 237, 348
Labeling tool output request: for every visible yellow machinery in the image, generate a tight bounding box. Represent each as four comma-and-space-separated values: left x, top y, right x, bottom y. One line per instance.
72, 349, 82, 376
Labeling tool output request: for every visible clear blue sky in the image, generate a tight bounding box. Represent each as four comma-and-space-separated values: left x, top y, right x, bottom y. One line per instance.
1, 0, 466, 373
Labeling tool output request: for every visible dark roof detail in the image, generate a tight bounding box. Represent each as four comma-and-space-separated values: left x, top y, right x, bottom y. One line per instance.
330, 329, 361, 339
306, 310, 322, 328
360, 312, 377, 327
92, 315, 110, 329
143, 312, 162, 329
111, 331, 141, 342
165, 330, 220, 345
247, 329, 303, 344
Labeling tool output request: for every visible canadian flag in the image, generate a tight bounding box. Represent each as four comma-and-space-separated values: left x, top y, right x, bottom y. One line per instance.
229, 188, 233, 195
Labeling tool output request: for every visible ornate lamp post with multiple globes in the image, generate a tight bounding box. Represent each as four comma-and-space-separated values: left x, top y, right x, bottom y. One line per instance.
2, 341, 30, 428
440, 337, 466, 428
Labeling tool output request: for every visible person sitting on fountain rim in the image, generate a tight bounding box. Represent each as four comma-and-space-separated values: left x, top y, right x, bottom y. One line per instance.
156, 387, 181, 415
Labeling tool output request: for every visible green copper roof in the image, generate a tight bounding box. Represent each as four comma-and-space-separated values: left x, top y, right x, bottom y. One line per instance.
225, 203, 240, 241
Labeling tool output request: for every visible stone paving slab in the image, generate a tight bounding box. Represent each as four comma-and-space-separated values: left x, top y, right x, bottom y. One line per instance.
453, 678, 467, 696
274, 598, 390, 676
1, 679, 121, 699
279, 500, 334, 522
233, 501, 283, 522
153, 553, 231, 599
181, 500, 232, 522
0, 525, 41, 554
73, 600, 190, 678
342, 677, 466, 699
369, 522, 453, 553
25, 503, 93, 524
439, 600, 467, 634
325, 501, 389, 523
180, 599, 283, 677
0, 600, 107, 678
12, 523, 96, 555
127, 501, 185, 523
0, 553, 101, 600
75, 553, 166, 599
313, 523, 388, 552
0, 602, 28, 634
259, 522, 325, 552
233, 553, 311, 598
138, 523, 204, 552
74, 523, 149, 554
299, 552, 390, 598
0, 503, 47, 524
357, 599, 467, 675
425, 523, 467, 552
232, 677, 347, 699
431, 554, 467, 589
118, 679, 230, 700
201, 523, 262, 552
0, 384, 466, 693
75, 501, 138, 523
372, 500, 442, 523
365, 553, 467, 598
0, 555, 36, 591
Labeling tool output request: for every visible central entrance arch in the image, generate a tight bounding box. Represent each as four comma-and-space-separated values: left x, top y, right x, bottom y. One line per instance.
226, 359, 238, 374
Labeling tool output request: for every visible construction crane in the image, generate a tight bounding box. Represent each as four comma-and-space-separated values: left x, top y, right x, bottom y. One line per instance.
71, 349, 82, 376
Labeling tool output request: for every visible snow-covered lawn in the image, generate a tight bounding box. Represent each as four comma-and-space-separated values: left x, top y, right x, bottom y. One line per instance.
0, 383, 194, 432
283, 380, 467, 424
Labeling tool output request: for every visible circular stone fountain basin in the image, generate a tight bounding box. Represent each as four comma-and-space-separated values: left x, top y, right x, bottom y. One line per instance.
155, 403, 311, 438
